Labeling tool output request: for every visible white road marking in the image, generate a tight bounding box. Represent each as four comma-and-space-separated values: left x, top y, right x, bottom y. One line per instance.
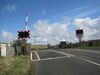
68, 49, 100, 54
31, 50, 74, 62
36, 50, 74, 57
75, 56, 100, 67
32, 56, 68, 62
31, 50, 100, 67
58, 50, 100, 67
50, 50, 74, 57
34, 51, 40, 60
55, 50, 100, 67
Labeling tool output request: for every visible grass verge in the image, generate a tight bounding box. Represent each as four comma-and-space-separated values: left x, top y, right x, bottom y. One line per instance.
0, 55, 31, 75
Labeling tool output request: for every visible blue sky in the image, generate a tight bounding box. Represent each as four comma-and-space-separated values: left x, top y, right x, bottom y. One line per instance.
0, 0, 100, 44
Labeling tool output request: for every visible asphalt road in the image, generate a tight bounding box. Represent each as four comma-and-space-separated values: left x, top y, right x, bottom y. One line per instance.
31, 49, 100, 75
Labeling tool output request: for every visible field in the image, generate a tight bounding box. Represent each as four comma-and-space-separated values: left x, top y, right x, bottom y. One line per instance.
31, 45, 48, 50
0, 56, 32, 75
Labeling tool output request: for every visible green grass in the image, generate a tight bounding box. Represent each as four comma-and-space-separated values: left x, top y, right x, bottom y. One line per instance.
31, 45, 48, 50
0, 56, 32, 75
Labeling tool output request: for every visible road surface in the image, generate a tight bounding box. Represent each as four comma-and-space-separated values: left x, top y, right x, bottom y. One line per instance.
31, 49, 100, 75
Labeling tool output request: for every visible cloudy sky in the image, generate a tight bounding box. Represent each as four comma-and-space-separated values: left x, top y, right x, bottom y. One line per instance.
0, 0, 100, 44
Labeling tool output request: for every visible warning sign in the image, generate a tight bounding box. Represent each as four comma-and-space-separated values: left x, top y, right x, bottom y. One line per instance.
22, 44, 26, 48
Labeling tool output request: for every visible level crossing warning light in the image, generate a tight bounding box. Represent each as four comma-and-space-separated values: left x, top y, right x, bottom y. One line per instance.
76, 28, 84, 42
18, 30, 30, 39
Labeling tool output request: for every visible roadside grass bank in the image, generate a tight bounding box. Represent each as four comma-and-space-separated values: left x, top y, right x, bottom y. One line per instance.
0, 55, 32, 75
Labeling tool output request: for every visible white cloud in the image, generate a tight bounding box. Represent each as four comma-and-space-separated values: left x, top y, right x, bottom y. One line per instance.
1, 30, 15, 42
1, 16, 99, 44
2, 4, 17, 12
31, 19, 73, 45
37, 16, 100, 44
74, 17, 100, 40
